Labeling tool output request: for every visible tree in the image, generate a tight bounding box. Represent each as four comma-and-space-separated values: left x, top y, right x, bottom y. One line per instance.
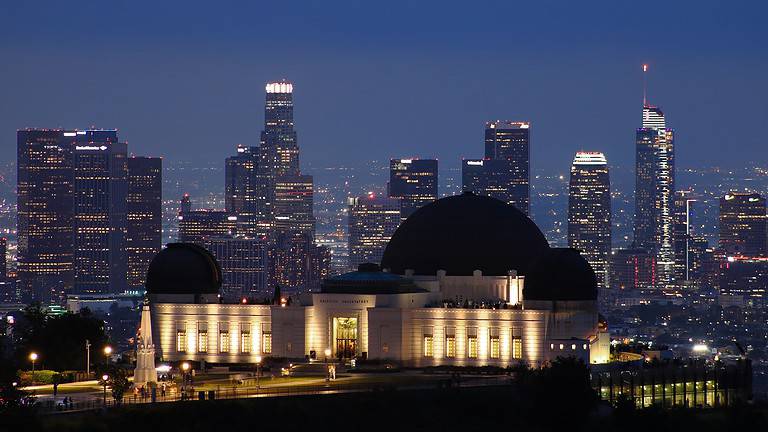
14, 307, 109, 371
613, 392, 636, 418
513, 356, 600, 428
109, 368, 131, 404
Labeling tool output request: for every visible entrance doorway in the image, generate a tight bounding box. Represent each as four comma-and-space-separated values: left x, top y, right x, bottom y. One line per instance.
333, 317, 358, 359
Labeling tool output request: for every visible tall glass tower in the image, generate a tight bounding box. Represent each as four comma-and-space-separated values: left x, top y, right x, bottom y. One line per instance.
257, 81, 306, 234
483, 121, 530, 215
672, 189, 699, 283
72, 130, 128, 294
126, 156, 162, 289
719, 192, 767, 257
634, 67, 675, 288
261, 81, 299, 176
255, 80, 319, 292
568, 152, 611, 290
225, 145, 260, 236
388, 159, 438, 220
348, 194, 402, 270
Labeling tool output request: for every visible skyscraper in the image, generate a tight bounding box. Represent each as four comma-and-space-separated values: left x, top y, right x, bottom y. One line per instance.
262, 81, 299, 176
568, 152, 611, 290
203, 236, 269, 301
0, 236, 14, 302
719, 192, 767, 257
0, 237, 6, 281
17, 129, 75, 302
307, 243, 331, 291
610, 248, 656, 290
126, 156, 162, 289
719, 257, 768, 302
257, 80, 301, 233
461, 159, 517, 204
687, 238, 714, 287
484, 121, 530, 215
348, 194, 401, 270
634, 72, 675, 288
672, 189, 700, 283
178, 208, 237, 245
268, 230, 314, 292
253, 80, 320, 293
273, 175, 315, 234
225, 145, 260, 236
388, 158, 438, 220
72, 130, 128, 294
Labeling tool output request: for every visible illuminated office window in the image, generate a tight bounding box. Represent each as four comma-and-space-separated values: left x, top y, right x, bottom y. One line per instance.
468, 337, 478, 359
262, 332, 272, 354
424, 335, 434, 358
512, 337, 523, 359
445, 336, 456, 358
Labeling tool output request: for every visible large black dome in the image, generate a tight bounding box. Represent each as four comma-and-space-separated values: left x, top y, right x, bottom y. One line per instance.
524, 248, 597, 301
381, 193, 549, 276
146, 243, 222, 295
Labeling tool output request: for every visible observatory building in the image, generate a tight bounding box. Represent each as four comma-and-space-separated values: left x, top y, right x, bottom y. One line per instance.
146, 193, 610, 367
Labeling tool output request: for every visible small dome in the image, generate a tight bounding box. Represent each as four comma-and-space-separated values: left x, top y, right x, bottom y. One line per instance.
524, 248, 597, 301
381, 193, 549, 276
146, 243, 222, 295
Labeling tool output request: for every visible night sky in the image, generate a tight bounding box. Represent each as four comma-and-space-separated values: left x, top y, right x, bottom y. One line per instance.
2, 1, 767, 174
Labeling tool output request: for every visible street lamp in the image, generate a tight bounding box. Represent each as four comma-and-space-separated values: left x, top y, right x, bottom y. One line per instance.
324, 348, 331, 382
29, 352, 38, 384
85, 339, 91, 376
255, 356, 262, 391
102, 374, 109, 406
181, 362, 190, 399
104, 345, 113, 364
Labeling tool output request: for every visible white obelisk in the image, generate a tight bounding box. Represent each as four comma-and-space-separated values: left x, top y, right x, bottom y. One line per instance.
134, 300, 157, 387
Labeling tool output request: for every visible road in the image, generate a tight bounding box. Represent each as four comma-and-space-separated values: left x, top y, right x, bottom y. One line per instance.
26, 371, 508, 412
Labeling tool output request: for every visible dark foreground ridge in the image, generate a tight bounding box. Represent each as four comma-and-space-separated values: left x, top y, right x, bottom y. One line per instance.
7, 385, 768, 432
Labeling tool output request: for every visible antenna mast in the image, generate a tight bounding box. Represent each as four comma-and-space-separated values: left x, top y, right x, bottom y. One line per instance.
642, 64, 648, 106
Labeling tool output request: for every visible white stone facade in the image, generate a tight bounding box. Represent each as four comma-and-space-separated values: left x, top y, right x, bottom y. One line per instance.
150, 274, 607, 367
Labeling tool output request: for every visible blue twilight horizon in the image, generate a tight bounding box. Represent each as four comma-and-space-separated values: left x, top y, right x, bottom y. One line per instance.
1, 0, 767, 173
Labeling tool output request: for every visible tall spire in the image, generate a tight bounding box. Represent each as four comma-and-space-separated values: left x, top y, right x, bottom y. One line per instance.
133, 300, 157, 387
